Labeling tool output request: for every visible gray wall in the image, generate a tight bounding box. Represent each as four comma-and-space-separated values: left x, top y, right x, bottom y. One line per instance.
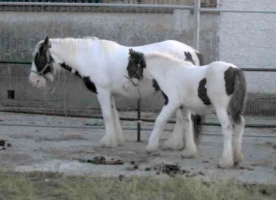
218, 0, 276, 93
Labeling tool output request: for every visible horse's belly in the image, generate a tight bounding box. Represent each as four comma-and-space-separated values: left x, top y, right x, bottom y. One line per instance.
182, 97, 213, 115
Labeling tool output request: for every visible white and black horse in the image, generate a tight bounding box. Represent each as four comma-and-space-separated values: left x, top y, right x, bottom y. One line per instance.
29, 37, 203, 149
126, 49, 247, 168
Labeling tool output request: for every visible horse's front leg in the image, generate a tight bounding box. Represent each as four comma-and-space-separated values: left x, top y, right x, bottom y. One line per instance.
146, 103, 177, 153
162, 108, 184, 150
97, 89, 118, 147
111, 95, 124, 144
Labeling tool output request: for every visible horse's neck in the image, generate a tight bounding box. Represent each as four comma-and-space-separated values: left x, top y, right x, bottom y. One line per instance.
145, 57, 168, 80
145, 55, 193, 82
50, 39, 82, 72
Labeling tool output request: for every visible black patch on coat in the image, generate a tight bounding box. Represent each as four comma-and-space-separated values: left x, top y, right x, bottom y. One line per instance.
60, 62, 72, 72
34, 37, 54, 75
34, 53, 54, 74
152, 79, 160, 92
184, 52, 195, 65
75, 71, 81, 78
83, 76, 97, 94
224, 67, 236, 95
60, 62, 81, 78
152, 79, 168, 104
127, 49, 146, 80
60, 63, 96, 94
161, 91, 169, 105
198, 78, 211, 105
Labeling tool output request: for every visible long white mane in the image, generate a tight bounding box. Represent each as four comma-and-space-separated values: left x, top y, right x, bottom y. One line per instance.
32, 36, 119, 59
145, 52, 194, 68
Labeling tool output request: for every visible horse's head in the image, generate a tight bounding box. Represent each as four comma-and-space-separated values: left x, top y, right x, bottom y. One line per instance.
29, 37, 56, 88
126, 49, 146, 83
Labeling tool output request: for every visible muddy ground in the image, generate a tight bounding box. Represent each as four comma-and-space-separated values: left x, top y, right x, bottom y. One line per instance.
0, 112, 275, 184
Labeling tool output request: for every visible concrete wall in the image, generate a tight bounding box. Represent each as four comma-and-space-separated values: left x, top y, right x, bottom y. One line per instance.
218, 0, 276, 93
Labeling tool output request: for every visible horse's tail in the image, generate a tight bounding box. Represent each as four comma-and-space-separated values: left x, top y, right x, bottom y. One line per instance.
229, 68, 247, 124
196, 51, 204, 66
191, 114, 204, 143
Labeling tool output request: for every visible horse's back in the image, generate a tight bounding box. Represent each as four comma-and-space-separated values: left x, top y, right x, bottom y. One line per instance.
135, 40, 201, 65
206, 61, 238, 76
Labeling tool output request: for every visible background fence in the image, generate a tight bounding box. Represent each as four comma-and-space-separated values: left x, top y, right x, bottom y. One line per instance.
0, 0, 276, 131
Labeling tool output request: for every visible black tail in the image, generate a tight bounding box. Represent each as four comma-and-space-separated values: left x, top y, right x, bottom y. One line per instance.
191, 114, 204, 143
229, 69, 247, 124
196, 51, 204, 66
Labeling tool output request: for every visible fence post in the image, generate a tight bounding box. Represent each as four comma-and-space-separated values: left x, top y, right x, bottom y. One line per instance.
194, 0, 201, 50
63, 72, 68, 117
137, 98, 141, 142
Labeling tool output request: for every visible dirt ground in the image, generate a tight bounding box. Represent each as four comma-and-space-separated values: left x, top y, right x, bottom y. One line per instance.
0, 112, 275, 184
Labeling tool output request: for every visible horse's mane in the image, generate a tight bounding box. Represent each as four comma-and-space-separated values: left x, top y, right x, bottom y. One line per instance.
33, 37, 119, 58
145, 52, 193, 67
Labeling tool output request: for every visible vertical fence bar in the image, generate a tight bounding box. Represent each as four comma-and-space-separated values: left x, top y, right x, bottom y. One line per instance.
137, 98, 141, 142
63, 72, 68, 117
194, 0, 200, 50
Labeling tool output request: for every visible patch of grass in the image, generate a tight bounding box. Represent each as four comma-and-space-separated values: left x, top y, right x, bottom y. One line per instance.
0, 171, 275, 200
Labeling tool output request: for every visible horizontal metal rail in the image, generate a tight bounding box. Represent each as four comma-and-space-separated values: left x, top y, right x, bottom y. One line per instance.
0, 61, 31, 65
1, 110, 276, 128
1, 3, 275, 14
0, 2, 194, 9
242, 68, 276, 72
1, 61, 276, 72
0, 122, 275, 138
200, 8, 276, 14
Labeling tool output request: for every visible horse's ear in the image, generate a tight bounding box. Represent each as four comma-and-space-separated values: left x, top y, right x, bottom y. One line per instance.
129, 48, 134, 55
44, 36, 49, 44
43, 36, 51, 48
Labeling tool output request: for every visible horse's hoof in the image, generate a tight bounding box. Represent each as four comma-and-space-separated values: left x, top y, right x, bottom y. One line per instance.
146, 142, 159, 153
116, 134, 125, 145
98, 136, 118, 148
181, 147, 197, 158
162, 139, 184, 151
218, 158, 234, 169
233, 149, 244, 164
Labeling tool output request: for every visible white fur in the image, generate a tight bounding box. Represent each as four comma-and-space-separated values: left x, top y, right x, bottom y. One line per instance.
29, 37, 201, 148
132, 52, 245, 168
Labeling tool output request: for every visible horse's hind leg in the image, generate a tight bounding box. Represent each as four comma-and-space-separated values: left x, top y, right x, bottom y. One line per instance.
111, 95, 124, 144
216, 107, 234, 168
146, 103, 177, 153
162, 109, 184, 151
181, 108, 197, 158
97, 90, 117, 147
233, 116, 245, 165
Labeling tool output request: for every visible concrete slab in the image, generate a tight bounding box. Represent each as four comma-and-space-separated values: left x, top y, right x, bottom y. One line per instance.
0, 112, 275, 184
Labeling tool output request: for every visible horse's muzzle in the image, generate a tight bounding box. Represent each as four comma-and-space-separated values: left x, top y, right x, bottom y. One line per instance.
29, 73, 47, 88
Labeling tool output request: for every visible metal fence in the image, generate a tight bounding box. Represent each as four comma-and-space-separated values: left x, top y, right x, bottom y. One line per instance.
0, 0, 276, 134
